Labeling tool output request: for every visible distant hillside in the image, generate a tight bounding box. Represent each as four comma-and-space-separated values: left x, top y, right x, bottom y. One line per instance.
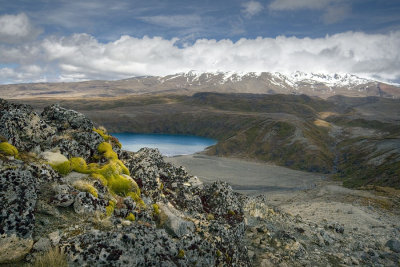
17, 93, 400, 188
1, 71, 399, 99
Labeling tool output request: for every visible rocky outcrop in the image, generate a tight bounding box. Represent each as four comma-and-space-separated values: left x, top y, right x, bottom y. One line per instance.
41, 104, 94, 131
0, 99, 251, 266
0, 101, 56, 152
0, 101, 102, 160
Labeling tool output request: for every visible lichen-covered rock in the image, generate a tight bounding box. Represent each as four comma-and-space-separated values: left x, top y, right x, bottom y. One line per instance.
0, 235, 34, 263
73, 192, 107, 214
0, 168, 37, 263
157, 202, 195, 238
0, 102, 56, 151
27, 163, 61, 183
122, 148, 204, 213
122, 148, 164, 193
41, 104, 93, 131
0, 100, 102, 160
52, 193, 75, 207
201, 181, 244, 217
386, 239, 400, 253
32, 237, 51, 252
71, 131, 104, 158
54, 132, 103, 160
0, 168, 37, 238
62, 225, 218, 267
51, 184, 77, 207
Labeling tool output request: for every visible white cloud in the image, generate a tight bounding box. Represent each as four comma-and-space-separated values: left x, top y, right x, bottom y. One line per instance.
242, 1, 264, 18
0, 13, 41, 44
0, 65, 45, 83
1, 31, 400, 83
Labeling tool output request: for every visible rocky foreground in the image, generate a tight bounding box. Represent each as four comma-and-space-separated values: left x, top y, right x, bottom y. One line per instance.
0, 99, 399, 266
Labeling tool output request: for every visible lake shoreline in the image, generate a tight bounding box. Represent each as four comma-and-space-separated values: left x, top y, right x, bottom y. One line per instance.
112, 132, 216, 157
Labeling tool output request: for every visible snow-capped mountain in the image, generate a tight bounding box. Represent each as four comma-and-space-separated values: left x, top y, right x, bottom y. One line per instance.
152, 70, 394, 98
1, 71, 399, 99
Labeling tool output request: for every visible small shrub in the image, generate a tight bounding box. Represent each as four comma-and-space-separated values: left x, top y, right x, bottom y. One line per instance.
0, 142, 18, 156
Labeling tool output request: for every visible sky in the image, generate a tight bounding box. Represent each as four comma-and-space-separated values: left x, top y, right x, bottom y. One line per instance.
0, 0, 400, 84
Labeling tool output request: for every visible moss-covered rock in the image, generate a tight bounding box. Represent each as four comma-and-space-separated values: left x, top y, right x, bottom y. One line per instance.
50, 161, 72, 176
0, 142, 18, 157
125, 213, 135, 221
69, 157, 88, 173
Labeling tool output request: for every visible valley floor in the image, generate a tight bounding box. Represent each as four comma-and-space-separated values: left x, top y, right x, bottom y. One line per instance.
166, 154, 400, 266
165, 154, 325, 195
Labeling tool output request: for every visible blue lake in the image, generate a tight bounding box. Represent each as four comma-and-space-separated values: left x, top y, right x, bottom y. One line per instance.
111, 133, 217, 157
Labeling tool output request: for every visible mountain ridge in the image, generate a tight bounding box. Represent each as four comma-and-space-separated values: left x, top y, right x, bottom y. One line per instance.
1, 71, 399, 99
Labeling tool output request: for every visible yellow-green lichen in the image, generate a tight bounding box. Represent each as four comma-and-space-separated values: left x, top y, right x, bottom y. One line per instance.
50, 161, 72, 176
178, 249, 185, 259
126, 213, 135, 221
114, 139, 122, 149
0, 142, 18, 157
127, 192, 146, 208
98, 142, 118, 160
93, 128, 110, 141
152, 203, 160, 216
69, 157, 89, 173
105, 200, 116, 217
73, 180, 98, 198
90, 173, 108, 186
94, 128, 122, 149
49, 140, 144, 210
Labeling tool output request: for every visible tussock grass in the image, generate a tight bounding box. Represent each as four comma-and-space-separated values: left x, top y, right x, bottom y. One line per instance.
33, 247, 68, 267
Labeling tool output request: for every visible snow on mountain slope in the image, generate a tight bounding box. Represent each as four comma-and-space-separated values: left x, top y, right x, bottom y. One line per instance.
159, 70, 375, 89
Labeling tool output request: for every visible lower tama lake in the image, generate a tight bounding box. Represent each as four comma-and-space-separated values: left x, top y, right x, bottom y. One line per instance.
111, 133, 217, 157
